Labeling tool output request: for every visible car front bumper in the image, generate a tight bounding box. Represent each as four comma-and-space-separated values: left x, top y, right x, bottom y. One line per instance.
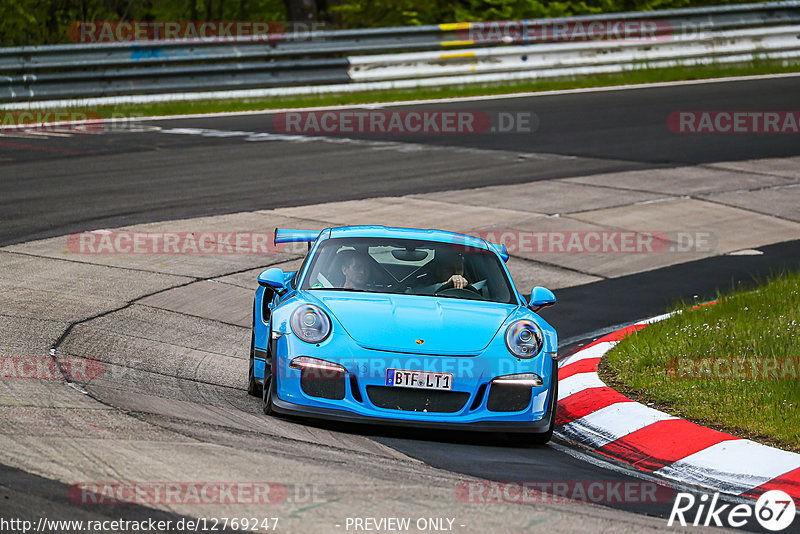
270, 378, 557, 433
268, 332, 558, 432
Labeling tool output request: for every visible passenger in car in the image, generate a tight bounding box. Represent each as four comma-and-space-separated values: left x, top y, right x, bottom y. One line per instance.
339, 250, 374, 290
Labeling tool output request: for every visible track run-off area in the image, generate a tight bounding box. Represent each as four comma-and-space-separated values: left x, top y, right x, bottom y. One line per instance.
1, 75, 800, 533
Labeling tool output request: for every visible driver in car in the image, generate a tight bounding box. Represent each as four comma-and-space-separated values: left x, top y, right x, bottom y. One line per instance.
417, 251, 470, 293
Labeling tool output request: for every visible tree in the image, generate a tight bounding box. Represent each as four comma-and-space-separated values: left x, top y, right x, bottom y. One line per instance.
284, 0, 319, 22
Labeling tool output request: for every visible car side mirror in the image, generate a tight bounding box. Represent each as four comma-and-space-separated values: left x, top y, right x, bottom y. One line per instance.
258, 268, 287, 294
529, 286, 556, 312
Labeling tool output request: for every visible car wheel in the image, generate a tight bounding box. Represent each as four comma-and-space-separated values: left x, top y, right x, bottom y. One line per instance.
247, 330, 262, 397
262, 374, 274, 415
530, 371, 557, 445
530, 417, 554, 445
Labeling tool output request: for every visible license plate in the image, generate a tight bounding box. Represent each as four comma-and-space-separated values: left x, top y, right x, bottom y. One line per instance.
385, 368, 453, 390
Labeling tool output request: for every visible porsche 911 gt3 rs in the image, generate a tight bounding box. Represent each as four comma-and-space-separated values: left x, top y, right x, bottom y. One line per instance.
248, 226, 558, 443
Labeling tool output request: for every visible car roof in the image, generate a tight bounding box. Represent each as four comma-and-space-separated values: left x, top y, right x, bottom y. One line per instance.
325, 225, 491, 251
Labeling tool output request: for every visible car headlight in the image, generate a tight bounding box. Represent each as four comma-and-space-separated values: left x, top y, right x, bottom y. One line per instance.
505, 320, 544, 358
491, 373, 543, 387
289, 357, 346, 374
291, 304, 331, 344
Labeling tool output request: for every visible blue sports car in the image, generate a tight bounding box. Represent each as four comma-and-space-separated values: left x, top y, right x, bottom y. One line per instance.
248, 226, 558, 443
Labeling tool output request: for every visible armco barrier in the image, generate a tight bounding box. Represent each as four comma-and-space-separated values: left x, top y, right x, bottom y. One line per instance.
347, 26, 800, 81
1, 1, 799, 106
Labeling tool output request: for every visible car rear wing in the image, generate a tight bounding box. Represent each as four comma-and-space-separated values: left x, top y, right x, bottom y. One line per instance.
486, 242, 509, 262
274, 228, 322, 246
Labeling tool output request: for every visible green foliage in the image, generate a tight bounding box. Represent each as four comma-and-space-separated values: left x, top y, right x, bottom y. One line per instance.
605, 271, 800, 450
0, 0, 286, 46
329, 0, 777, 28
0, 0, 781, 45
327, 0, 447, 28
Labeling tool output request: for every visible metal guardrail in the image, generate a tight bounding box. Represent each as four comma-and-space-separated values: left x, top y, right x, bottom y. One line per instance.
1, 1, 799, 105
348, 26, 800, 81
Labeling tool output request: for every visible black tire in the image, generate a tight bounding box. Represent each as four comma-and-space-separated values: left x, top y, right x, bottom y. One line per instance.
530, 362, 558, 446
262, 322, 275, 415
262, 374, 274, 415
247, 330, 262, 397
529, 417, 554, 446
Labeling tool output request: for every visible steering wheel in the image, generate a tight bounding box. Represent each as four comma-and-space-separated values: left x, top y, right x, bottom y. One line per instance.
435, 280, 483, 297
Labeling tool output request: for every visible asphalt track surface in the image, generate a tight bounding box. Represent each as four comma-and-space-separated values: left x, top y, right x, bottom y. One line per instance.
2, 76, 800, 532
8, 245, 799, 532
2, 75, 800, 246
297, 240, 800, 527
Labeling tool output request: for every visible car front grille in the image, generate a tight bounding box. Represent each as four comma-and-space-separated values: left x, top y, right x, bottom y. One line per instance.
300, 369, 346, 400
486, 383, 532, 412
366, 386, 469, 413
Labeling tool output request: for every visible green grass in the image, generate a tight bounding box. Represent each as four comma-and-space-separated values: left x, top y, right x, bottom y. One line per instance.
84, 59, 800, 118
600, 271, 800, 451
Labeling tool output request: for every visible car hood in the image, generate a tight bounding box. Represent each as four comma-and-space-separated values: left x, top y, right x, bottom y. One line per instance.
308, 291, 517, 354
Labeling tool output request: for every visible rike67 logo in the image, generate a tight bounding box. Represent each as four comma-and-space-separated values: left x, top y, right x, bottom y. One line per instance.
668, 490, 795, 531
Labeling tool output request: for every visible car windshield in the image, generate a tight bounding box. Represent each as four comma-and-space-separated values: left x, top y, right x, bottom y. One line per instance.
301, 237, 516, 304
